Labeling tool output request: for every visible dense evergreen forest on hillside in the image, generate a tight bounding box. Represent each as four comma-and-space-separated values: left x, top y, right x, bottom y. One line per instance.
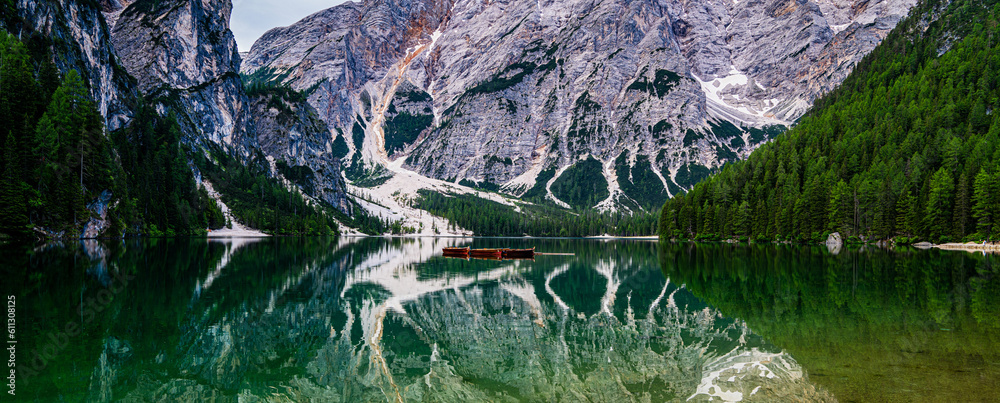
0, 31, 173, 237
416, 190, 658, 237
0, 31, 337, 238
659, 0, 1000, 243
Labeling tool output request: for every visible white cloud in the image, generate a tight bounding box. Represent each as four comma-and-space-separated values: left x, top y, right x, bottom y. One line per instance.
230, 0, 351, 52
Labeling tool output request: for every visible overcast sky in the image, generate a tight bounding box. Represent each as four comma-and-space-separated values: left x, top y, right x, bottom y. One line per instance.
230, 0, 351, 52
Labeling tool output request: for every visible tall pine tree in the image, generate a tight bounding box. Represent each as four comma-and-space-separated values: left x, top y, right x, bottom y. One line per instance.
0, 132, 29, 236
924, 167, 954, 241
33, 69, 109, 229
972, 169, 998, 238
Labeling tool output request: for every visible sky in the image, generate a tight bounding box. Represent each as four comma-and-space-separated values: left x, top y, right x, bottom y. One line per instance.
230, 0, 351, 52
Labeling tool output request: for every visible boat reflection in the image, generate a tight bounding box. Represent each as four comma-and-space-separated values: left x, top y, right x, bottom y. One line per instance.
12, 238, 835, 402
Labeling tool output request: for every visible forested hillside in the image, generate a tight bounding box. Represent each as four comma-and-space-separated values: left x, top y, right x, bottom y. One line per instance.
0, 31, 163, 238
0, 31, 337, 238
415, 190, 658, 237
659, 0, 1000, 243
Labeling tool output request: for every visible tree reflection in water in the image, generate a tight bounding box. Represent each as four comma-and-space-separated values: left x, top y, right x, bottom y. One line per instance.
660, 243, 1000, 402
8, 238, 847, 401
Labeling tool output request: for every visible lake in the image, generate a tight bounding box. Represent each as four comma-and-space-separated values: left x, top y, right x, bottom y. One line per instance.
2, 238, 998, 402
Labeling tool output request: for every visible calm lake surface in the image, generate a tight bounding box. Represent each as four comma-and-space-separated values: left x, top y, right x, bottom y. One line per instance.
3, 238, 998, 402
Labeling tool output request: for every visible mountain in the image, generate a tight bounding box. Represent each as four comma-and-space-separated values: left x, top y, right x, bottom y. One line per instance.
11, 0, 137, 131
247, 83, 351, 213
0, 0, 924, 238
107, 0, 255, 158
0, 0, 348, 238
105, 0, 352, 213
243, 0, 917, 212
658, 0, 1000, 243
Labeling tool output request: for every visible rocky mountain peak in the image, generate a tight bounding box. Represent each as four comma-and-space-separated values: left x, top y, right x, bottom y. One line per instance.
110, 0, 254, 156
243, 0, 915, 213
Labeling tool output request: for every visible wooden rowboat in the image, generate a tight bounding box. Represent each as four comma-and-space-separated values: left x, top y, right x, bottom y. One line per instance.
469, 248, 504, 258
501, 248, 535, 259
444, 247, 536, 260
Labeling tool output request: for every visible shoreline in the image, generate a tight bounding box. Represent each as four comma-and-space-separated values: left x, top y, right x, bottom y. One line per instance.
932, 242, 1000, 253
341, 234, 658, 240
204, 228, 269, 238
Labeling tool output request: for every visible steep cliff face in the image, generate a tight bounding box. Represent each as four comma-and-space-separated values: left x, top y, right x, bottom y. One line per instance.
244, 0, 917, 211
249, 88, 351, 213
103, 0, 350, 214
109, 0, 256, 158
240, 0, 452, 132
5, 0, 351, 236
14, 0, 136, 131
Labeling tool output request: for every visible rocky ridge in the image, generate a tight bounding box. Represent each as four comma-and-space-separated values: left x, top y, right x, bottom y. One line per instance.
14, 0, 137, 131
109, 0, 256, 158
103, 0, 351, 214
244, 0, 918, 212
6, 0, 354, 239
250, 88, 352, 212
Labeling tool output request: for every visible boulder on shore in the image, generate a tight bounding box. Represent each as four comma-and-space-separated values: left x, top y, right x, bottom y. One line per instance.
825, 232, 843, 255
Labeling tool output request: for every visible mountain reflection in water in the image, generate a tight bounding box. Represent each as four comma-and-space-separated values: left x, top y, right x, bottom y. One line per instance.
12, 238, 993, 402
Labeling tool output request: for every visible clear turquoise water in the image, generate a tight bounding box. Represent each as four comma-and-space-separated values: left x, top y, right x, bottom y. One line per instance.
2, 238, 998, 402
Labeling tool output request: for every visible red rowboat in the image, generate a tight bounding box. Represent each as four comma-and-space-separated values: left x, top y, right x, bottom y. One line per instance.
501, 248, 535, 258
469, 248, 504, 258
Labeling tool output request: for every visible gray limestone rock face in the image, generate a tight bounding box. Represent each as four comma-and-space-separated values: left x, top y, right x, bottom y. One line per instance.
240, 0, 452, 129
15, 0, 137, 131
381, 81, 435, 159
825, 231, 843, 254
99, 0, 135, 30
250, 88, 352, 214
244, 0, 916, 211
826, 231, 843, 246
110, 0, 256, 159
104, 0, 350, 213
10, 0, 351, 225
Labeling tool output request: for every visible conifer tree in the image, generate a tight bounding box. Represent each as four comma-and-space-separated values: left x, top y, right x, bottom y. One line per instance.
925, 167, 955, 241
0, 32, 36, 145
828, 180, 851, 233
33, 69, 105, 228
734, 201, 750, 236
972, 169, 997, 237
895, 190, 917, 237
0, 132, 29, 237
952, 172, 971, 238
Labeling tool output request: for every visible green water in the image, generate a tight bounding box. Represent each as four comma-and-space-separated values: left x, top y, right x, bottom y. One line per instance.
2, 238, 998, 402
